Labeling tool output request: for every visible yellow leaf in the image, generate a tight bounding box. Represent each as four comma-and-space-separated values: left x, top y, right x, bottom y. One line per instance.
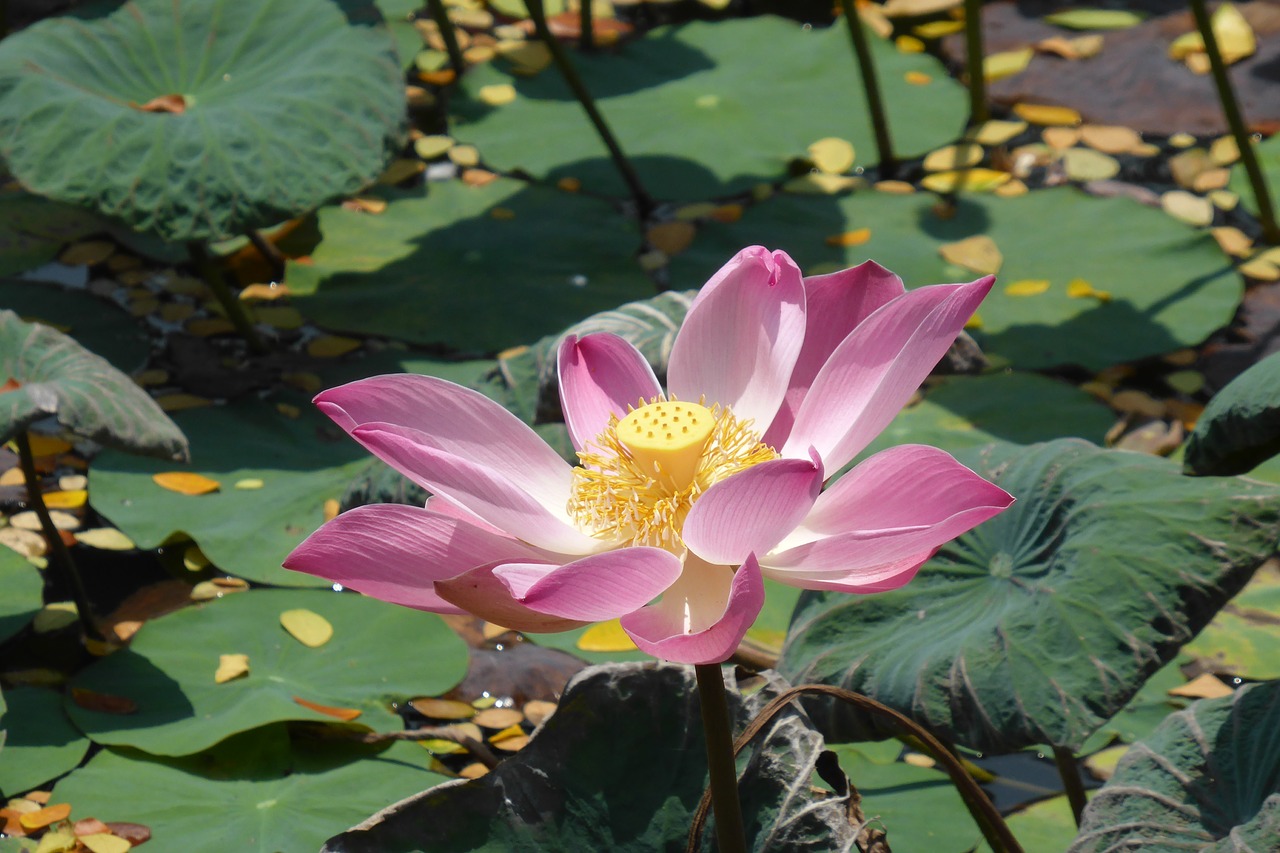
1066, 278, 1112, 301
183, 545, 210, 572
306, 335, 362, 358
807, 137, 856, 174
939, 235, 1003, 276
1079, 124, 1145, 155
984, 46, 1034, 82
1161, 190, 1214, 226
58, 240, 115, 266
238, 283, 291, 301
488, 722, 526, 743
964, 311, 983, 330
20, 802, 71, 830
895, 34, 925, 53
280, 608, 334, 648
293, 695, 362, 721
34, 828, 77, 853
881, 0, 961, 17
576, 618, 638, 652
152, 472, 220, 495
922, 143, 983, 172
26, 434, 72, 456
913, 19, 964, 38
215, 653, 250, 684
478, 83, 517, 106
324, 498, 341, 521
79, 834, 132, 853
968, 119, 1026, 146
448, 145, 480, 167
413, 135, 454, 160
903, 70, 932, 85
1168, 673, 1233, 699
920, 168, 1011, 193
1012, 102, 1081, 126
825, 228, 872, 248
1170, 3, 1254, 65
42, 490, 87, 509
74, 528, 136, 551
155, 392, 212, 411
1004, 279, 1051, 296
874, 180, 916, 194
646, 221, 696, 255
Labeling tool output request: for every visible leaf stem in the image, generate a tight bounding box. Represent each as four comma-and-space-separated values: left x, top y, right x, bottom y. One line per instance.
963, 0, 988, 125
526, 0, 655, 219
187, 241, 267, 354
579, 0, 594, 51
1053, 745, 1088, 827
694, 663, 748, 853
426, 0, 467, 75
246, 228, 286, 282
688, 683, 1024, 853
1188, 0, 1279, 244
838, 0, 897, 177
14, 431, 102, 642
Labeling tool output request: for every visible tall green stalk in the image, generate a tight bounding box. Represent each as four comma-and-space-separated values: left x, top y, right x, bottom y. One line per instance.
1188, 0, 1279, 244
580, 0, 594, 51
15, 432, 102, 642
425, 0, 467, 75
694, 664, 747, 853
1053, 746, 1089, 827
837, 0, 897, 177
187, 242, 267, 354
526, 0, 654, 219
963, 0, 988, 125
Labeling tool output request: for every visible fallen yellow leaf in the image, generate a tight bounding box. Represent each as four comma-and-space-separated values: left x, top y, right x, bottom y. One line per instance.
807, 137, 856, 174
280, 608, 334, 648
478, 83, 517, 106
79, 833, 132, 853
576, 618, 638, 652
1005, 279, 1051, 296
938, 235, 1003, 276
920, 168, 1011, 193
825, 228, 872, 247
306, 336, 362, 358
1168, 672, 1233, 699
293, 695, 362, 721
1170, 2, 1254, 69
1066, 278, 1112, 301
42, 490, 87, 509
152, 472, 220, 496
1012, 102, 1082, 126
984, 46, 1034, 82
215, 653, 250, 684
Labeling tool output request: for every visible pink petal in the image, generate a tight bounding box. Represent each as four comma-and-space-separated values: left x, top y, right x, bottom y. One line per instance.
434, 563, 588, 633
667, 246, 806, 433
801, 444, 1014, 535
352, 424, 604, 555
764, 262, 906, 447
423, 494, 507, 536
761, 551, 933, 594
682, 452, 823, 566
557, 333, 661, 452
283, 504, 547, 613
316, 374, 572, 512
782, 276, 994, 473
620, 553, 765, 665
761, 447, 1011, 575
492, 546, 682, 621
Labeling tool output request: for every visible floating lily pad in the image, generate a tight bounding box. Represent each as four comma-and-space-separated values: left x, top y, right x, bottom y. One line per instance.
0, 546, 41, 646
323, 664, 863, 852
780, 439, 1280, 754
1183, 561, 1280, 679
1184, 350, 1280, 476
0, 0, 405, 242
977, 794, 1090, 853
673, 188, 1239, 370
0, 687, 90, 798
451, 16, 966, 198
0, 278, 150, 372
52, 725, 448, 853
0, 192, 102, 277
91, 357, 496, 586
66, 589, 468, 756
1070, 681, 1280, 852
286, 180, 654, 352
0, 310, 187, 460
1229, 106, 1280, 218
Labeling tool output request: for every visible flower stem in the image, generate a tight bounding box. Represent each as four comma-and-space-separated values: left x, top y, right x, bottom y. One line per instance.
15, 432, 102, 642
1188, 0, 1278, 244
963, 0, 988, 125
187, 241, 267, 354
426, 0, 467, 75
694, 663, 748, 853
579, 0, 594, 51
526, 0, 654, 218
837, 0, 897, 177
1053, 746, 1088, 827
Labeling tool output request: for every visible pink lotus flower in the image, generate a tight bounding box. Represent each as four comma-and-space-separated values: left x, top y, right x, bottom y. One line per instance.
285, 247, 1013, 665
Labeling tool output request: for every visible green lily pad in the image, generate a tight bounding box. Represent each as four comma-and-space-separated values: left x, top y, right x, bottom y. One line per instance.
0, 309, 188, 460
1077, 658, 1189, 756
827, 745, 981, 852
1183, 561, 1280, 679
52, 724, 448, 853
323, 664, 864, 852
0, 687, 90, 798
0, 546, 41, 646
1184, 351, 1280, 476
673, 188, 1239, 370
1229, 130, 1280, 220
1070, 681, 1280, 852
977, 794, 1090, 853
90, 358, 495, 587
451, 16, 966, 199
66, 589, 468, 756
286, 179, 654, 352
0, 278, 150, 372
0, 192, 102, 277
0, 0, 405, 242
779, 439, 1280, 755
1043, 8, 1147, 30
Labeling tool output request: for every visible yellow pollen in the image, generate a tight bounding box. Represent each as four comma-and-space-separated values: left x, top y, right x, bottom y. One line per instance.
568, 396, 778, 552
617, 401, 715, 490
